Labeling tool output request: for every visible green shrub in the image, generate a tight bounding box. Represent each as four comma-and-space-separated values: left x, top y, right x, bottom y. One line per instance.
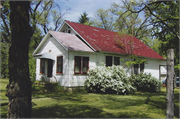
130, 73, 162, 92
32, 81, 45, 91
84, 66, 136, 95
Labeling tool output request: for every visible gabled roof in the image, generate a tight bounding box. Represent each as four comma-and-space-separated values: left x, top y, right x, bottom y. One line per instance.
33, 30, 94, 55
65, 20, 164, 60
49, 30, 93, 52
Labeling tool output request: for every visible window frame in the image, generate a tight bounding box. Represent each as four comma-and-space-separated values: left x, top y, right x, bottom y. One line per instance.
114, 57, 120, 66
40, 58, 45, 74
105, 56, 120, 66
56, 56, 63, 74
74, 56, 81, 74
140, 62, 145, 72
134, 64, 139, 75
133, 62, 145, 75
106, 56, 112, 66
74, 56, 89, 75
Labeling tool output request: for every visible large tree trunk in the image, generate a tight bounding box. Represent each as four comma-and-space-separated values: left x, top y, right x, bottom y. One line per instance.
6, 1, 32, 118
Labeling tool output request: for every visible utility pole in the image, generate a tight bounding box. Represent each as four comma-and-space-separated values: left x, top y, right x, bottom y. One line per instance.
166, 49, 174, 119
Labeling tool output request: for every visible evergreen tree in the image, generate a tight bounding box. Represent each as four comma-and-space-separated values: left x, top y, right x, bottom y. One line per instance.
78, 11, 90, 24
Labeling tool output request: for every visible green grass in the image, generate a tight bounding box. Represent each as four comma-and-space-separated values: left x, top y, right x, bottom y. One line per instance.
1, 78, 179, 118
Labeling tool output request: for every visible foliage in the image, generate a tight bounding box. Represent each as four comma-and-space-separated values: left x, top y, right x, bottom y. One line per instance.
32, 81, 64, 93
110, 2, 152, 42
120, 55, 147, 68
86, 8, 115, 30
32, 81, 45, 91
29, 28, 43, 83
29, 53, 36, 83
84, 65, 136, 94
0, 0, 67, 84
1, 42, 9, 78
149, 1, 179, 74
78, 11, 90, 24
118, 0, 179, 75
130, 73, 162, 92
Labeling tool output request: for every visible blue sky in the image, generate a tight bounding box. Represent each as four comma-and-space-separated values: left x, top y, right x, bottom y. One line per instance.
60, 0, 122, 22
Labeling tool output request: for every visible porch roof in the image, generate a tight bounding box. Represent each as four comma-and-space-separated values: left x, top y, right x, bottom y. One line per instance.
33, 52, 55, 60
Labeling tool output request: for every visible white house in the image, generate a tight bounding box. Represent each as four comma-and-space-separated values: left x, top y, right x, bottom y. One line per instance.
33, 20, 167, 87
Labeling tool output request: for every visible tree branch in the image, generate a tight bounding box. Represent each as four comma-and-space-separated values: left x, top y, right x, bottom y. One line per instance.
1, 13, 10, 36
143, 2, 180, 39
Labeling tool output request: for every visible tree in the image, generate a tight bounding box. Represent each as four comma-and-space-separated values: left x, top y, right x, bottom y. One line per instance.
87, 9, 115, 31
113, 32, 147, 74
0, 0, 67, 79
6, 1, 32, 118
1, 0, 68, 43
166, 49, 174, 118
119, 0, 179, 74
110, 2, 153, 43
87, 5, 155, 49
78, 11, 90, 24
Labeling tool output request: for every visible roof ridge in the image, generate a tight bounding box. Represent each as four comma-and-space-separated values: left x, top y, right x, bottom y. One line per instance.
65, 20, 115, 33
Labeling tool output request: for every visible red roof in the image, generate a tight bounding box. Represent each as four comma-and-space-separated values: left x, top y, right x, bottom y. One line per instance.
65, 20, 164, 60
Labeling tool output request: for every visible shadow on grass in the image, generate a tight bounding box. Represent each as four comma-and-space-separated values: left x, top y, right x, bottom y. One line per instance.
32, 103, 152, 118
31, 87, 179, 118
32, 104, 113, 118
32, 103, 154, 118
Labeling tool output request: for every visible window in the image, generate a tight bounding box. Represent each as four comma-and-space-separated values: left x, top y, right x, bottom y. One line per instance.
106, 56, 112, 66
133, 62, 145, 75
68, 29, 71, 33
74, 56, 81, 74
114, 57, 120, 66
74, 56, 89, 74
106, 56, 120, 66
40, 59, 45, 74
140, 63, 144, 72
57, 56, 63, 74
134, 64, 139, 75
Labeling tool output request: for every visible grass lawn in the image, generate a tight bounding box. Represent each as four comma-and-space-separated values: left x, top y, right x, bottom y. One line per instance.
1, 78, 179, 118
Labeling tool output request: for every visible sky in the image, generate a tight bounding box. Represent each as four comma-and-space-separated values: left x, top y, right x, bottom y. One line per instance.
60, 0, 122, 22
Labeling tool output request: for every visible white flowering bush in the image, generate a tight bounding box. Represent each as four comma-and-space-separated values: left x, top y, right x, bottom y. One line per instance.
130, 73, 162, 92
84, 66, 136, 95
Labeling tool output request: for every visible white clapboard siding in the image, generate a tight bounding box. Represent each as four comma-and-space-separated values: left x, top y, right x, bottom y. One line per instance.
35, 32, 167, 87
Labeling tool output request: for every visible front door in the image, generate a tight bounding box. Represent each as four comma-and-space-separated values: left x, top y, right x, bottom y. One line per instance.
47, 59, 53, 77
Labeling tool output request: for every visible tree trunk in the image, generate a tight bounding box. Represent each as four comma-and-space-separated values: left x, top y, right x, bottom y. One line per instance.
166, 49, 174, 119
6, 1, 32, 118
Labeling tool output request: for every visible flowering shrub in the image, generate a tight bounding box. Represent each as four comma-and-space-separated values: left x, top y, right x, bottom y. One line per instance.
130, 73, 162, 92
84, 66, 136, 95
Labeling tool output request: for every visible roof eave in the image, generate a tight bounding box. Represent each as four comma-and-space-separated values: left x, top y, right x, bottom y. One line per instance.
32, 33, 50, 55
69, 49, 94, 53
99, 51, 165, 60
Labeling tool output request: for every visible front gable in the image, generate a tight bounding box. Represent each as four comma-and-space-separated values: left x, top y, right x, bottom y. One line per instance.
58, 21, 96, 52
